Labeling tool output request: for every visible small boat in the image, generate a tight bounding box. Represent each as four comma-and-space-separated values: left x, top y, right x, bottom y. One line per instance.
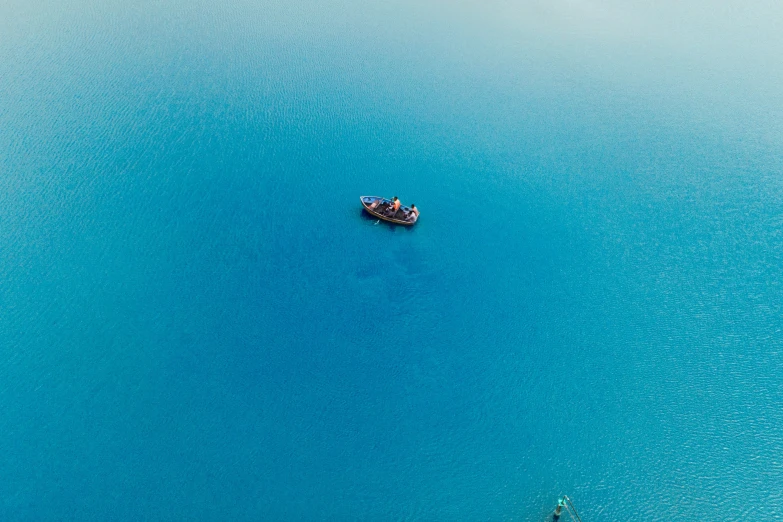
360, 196, 419, 226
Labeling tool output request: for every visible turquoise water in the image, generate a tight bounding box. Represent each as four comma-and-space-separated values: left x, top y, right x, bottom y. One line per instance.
2, 1, 783, 519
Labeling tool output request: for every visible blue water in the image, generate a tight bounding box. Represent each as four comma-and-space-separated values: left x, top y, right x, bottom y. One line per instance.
2, 1, 782, 519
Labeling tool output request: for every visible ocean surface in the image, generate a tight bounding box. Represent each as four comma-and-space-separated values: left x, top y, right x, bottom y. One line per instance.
1, 1, 782, 519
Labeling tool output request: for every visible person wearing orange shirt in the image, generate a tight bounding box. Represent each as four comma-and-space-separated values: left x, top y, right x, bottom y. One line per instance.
387, 196, 401, 216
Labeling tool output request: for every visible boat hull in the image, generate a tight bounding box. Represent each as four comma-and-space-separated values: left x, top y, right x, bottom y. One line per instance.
360, 196, 418, 226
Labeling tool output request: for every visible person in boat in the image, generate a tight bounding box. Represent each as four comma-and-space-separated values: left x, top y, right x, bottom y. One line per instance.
407, 204, 419, 221
386, 196, 401, 216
